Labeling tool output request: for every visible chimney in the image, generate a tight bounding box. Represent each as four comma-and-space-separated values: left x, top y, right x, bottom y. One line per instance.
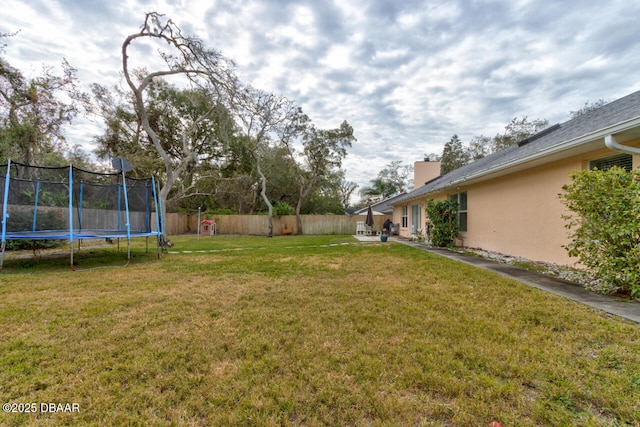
413, 160, 441, 190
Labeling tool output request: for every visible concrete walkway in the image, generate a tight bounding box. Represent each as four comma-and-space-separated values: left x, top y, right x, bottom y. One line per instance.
393, 239, 640, 324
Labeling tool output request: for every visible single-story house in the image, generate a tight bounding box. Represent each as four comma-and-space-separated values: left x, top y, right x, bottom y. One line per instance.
392, 89, 640, 265
353, 193, 407, 216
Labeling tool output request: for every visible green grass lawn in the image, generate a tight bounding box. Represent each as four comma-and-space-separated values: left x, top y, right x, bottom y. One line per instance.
1, 235, 638, 426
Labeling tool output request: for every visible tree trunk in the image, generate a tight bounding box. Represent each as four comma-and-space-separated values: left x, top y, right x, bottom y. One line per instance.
256, 157, 273, 237
158, 181, 172, 238
295, 199, 303, 235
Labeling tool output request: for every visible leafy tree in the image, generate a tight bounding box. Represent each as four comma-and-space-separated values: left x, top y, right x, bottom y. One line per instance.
88, 83, 153, 171
491, 117, 548, 152
94, 13, 354, 226
359, 161, 412, 201
300, 170, 346, 214
378, 160, 413, 193
0, 56, 81, 165
281, 114, 354, 233
569, 99, 609, 119
436, 117, 548, 176
41, 143, 95, 169
360, 177, 396, 201
120, 12, 239, 235
90, 79, 236, 212
423, 153, 441, 162
338, 178, 358, 209
466, 135, 491, 161
440, 134, 469, 175
260, 143, 299, 209
209, 129, 258, 214
233, 87, 298, 236
272, 201, 295, 216
560, 167, 640, 298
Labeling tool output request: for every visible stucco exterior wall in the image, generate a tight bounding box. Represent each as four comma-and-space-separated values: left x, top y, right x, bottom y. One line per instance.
395, 142, 640, 266
460, 158, 580, 265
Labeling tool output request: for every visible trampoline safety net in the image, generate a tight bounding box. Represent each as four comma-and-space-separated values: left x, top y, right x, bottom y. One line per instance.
1, 161, 162, 270
0, 163, 156, 239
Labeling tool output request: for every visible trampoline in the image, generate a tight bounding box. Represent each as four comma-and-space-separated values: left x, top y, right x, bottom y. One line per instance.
1, 159, 164, 270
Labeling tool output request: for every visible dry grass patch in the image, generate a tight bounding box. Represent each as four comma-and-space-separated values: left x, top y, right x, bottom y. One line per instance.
0, 235, 638, 426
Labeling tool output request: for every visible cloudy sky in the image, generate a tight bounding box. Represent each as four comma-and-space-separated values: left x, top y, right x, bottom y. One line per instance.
2, 0, 640, 191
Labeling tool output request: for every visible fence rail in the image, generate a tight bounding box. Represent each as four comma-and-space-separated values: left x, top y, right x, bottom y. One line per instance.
164, 214, 392, 236
0, 206, 390, 237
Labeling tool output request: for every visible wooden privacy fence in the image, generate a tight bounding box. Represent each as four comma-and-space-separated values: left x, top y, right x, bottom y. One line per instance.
164, 214, 393, 236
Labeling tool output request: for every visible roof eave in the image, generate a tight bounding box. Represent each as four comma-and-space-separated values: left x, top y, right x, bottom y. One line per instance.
394, 115, 640, 205
457, 115, 640, 184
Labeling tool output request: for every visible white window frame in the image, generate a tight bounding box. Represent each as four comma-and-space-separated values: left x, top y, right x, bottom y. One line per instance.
401, 205, 408, 228
411, 204, 421, 235
449, 192, 468, 232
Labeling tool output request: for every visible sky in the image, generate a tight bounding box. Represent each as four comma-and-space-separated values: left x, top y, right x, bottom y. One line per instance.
2, 0, 640, 193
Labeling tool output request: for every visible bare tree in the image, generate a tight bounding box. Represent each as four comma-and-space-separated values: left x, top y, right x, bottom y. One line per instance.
121, 12, 238, 236
339, 179, 358, 209
233, 87, 297, 236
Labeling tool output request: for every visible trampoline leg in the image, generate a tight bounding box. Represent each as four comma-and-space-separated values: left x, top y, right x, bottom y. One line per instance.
0, 241, 6, 271
70, 241, 75, 271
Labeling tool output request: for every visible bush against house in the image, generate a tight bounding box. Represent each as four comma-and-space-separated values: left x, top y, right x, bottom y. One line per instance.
560, 166, 640, 298
426, 199, 459, 247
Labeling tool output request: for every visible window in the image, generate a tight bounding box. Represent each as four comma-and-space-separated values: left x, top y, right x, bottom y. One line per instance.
401, 206, 408, 228
411, 204, 421, 235
449, 192, 468, 232
590, 154, 633, 172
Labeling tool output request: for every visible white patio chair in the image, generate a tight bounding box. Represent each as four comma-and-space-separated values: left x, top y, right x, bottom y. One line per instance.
356, 221, 367, 235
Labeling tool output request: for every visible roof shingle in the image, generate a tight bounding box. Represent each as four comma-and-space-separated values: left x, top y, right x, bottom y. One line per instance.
395, 89, 640, 203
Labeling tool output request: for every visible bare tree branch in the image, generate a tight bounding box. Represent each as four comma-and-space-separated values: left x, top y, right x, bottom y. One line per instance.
121, 12, 239, 234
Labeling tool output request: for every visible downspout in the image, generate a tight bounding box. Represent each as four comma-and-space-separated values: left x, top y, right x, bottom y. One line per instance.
606, 135, 640, 256
604, 134, 640, 156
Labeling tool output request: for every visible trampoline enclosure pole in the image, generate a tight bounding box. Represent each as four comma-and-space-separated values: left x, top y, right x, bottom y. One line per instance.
117, 185, 122, 231
121, 169, 131, 261
155, 179, 165, 237
78, 181, 83, 231
1, 160, 10, 242
68, 164, 74, 269
33, 180, 40, 232
151, 176, 161, 257
1, 160, 11, 270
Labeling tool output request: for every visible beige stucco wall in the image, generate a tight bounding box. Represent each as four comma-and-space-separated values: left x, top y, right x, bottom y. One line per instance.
461, 158, 579, 265
395, 143, 640, 266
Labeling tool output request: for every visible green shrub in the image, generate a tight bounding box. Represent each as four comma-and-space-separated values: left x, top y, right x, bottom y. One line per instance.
273, 201, 295, 216
560, 166, 640, 298
206, 208, 236, 215
426, 199, 459, 247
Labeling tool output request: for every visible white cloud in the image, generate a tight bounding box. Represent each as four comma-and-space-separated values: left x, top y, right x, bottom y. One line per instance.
1, 0, 640, 195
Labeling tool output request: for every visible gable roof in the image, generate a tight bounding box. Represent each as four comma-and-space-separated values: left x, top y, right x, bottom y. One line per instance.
395, 89, 640, 204
354, 192, 406, 215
